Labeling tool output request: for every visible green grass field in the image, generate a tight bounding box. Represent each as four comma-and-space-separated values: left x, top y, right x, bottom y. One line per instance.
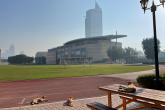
0, 64, 153, 81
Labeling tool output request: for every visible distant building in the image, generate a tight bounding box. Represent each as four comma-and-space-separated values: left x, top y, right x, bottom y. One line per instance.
0, 49, 8, 65
8, 44, 15, 57
159, 51, 165, 63
85, 2, 102, 38
0, 49, 1, 63
2, 45, 15, 59
46, 35, 126, 65
46, 48, 57, 65
35, 52, 47, 64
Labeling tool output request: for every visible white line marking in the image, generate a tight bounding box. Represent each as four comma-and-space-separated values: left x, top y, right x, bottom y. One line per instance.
19, 98, 26, 105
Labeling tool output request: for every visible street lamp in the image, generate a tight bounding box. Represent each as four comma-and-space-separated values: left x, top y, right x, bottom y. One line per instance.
140, 0, 149, 13
140, 0, 165, 89
160, 0, 165, 7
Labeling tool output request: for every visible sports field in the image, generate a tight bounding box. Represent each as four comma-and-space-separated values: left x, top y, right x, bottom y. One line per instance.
0, 64, 153, 81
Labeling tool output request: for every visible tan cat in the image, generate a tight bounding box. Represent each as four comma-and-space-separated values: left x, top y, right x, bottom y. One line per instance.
30, 96, 48, 105
66, 97, 74, 107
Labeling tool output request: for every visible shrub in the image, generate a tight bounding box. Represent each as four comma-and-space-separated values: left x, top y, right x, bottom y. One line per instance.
137, 74, 165, 90
162, 74, 165, 86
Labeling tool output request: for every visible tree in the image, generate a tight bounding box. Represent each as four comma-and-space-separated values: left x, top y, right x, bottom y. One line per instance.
142, 38, 160, 60
123, 47, 139, 64
107, 46, 123, 62
8, 54, 34, 64
35, 57, 46, 64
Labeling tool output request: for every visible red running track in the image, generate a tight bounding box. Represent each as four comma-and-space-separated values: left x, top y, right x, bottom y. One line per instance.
0, 76, 129, 109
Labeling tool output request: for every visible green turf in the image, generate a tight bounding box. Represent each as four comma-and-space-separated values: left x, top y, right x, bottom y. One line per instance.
0, 64, 153, 81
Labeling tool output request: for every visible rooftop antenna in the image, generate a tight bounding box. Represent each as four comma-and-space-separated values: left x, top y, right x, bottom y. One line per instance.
95, 0, 100, 9
116, 30, 118, 43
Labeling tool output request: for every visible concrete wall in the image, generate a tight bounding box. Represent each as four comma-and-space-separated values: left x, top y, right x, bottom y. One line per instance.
46, 49, 57, 64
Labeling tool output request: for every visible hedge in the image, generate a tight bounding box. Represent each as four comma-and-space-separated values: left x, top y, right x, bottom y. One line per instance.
137, 74, 165, 90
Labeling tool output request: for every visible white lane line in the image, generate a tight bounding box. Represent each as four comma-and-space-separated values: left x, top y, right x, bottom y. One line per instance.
19, 98, 26, 105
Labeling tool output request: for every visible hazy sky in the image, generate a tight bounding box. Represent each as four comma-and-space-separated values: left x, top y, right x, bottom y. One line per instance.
0, 0, 165, 56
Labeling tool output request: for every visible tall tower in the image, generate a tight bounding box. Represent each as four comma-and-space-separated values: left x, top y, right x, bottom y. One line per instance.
8, 44, 15, 57
85, 2, 103, 38
0, 49, 1, 60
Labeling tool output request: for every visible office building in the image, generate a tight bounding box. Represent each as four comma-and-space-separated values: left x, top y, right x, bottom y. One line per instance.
85, 2, 103, 38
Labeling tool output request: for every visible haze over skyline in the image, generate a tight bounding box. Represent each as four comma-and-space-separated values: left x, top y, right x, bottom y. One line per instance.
0, 0, 165, 57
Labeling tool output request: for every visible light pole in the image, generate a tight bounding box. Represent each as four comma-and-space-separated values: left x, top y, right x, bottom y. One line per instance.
140, 0, 165, 89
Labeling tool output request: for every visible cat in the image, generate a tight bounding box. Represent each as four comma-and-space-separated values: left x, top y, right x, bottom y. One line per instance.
30, 96, 48, 105
65, 97, 74, 107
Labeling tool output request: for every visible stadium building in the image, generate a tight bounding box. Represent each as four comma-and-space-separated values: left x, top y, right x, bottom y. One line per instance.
46, 35, 126, 64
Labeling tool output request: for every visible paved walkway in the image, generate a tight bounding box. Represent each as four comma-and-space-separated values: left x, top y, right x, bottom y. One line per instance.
0, 96, 107, 110
102, 69, 155, 81
0, 95, 156, 110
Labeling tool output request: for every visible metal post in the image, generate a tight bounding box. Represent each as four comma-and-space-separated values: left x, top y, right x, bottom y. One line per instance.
151, 3, 160, 87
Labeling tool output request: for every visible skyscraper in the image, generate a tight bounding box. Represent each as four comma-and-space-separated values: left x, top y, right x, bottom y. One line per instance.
8, 44, 15, 57
85, 2, 103, 38
0, 49, 1, 62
